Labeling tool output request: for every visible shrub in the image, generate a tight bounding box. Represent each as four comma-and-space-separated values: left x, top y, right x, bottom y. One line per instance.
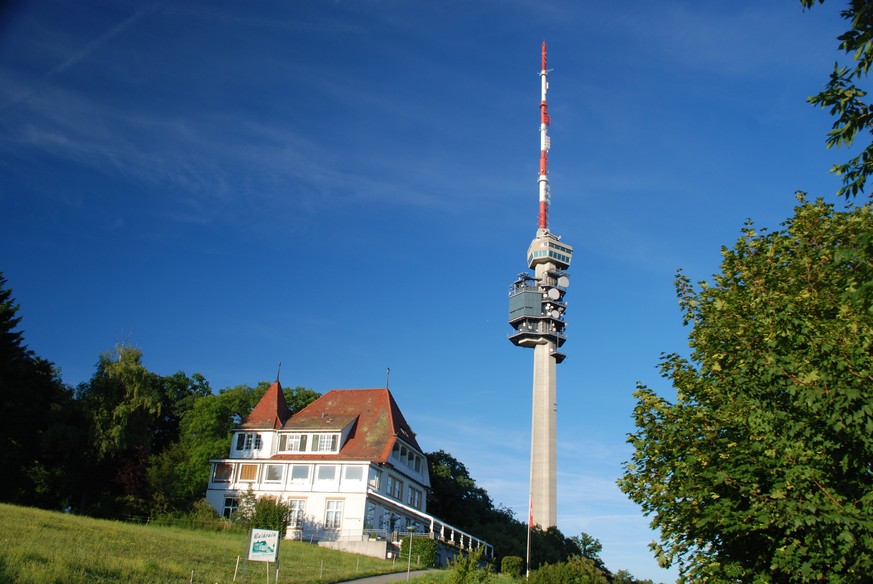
400, 535, 439, 568
528, 556, 608, 584
234, 488, 291, 538
500, 556, 523, 577
449, 547, 493, 584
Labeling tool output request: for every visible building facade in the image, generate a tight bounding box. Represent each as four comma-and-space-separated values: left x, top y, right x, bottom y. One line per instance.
205, 382, 491, 558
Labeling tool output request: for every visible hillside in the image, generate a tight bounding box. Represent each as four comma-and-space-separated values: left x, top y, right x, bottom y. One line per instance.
0, 503, 413, 583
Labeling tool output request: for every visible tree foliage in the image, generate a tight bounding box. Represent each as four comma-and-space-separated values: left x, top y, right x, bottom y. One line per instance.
804, 0, 873, 199
153, 382, 319, 508
570, 532, 602, 562
500, 555, 524, 577
448, 546, 493, 584
527, 556, 609, 584
77, 345, 164, 461
235, 488, 293, 539
400, 534, 439, 569
72, 345, 215, 517
425, 450, 583, 569
619, 196, 873, 582
0, 272, 76, 507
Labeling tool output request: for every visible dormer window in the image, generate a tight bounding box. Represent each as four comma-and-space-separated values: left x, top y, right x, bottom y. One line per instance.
278, 433, 308, 452
277, 432, 339, 453
312, 433, 339, 453
236, 432, 262, 451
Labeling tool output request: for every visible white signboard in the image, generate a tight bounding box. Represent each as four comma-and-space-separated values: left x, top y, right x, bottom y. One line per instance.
248, 529, 280, 562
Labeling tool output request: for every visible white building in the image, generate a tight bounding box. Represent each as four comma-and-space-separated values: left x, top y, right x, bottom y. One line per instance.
206, 382, 491, 559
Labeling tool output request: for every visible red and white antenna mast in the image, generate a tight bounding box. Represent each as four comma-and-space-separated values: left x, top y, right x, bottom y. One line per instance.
538, 40, 551, 230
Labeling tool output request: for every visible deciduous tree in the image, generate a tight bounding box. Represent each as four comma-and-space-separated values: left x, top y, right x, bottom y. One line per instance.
570, 532, 602, 562
804, 0, 873, 199
619, 196, 873, 582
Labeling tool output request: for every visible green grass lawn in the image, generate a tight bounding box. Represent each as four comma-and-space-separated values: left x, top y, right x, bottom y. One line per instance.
0, 503, 420, 583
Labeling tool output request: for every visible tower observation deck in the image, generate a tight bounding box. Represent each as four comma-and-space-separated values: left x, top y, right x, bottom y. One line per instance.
508, 42, 573, 530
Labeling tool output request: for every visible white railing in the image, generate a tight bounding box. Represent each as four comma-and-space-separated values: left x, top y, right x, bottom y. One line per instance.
367, 491, 493, 557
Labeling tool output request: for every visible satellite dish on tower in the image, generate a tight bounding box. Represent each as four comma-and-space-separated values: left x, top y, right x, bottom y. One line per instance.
557, 275, 570, 288
547, 288, 561, 300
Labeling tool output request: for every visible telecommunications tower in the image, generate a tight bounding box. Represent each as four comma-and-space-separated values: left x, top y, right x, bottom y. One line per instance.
508, 41, 573, 529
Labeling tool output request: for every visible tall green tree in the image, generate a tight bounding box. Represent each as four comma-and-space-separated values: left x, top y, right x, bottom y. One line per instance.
74, 345, 165, 516
0, 271, 77, 508
619, 196, 873, 582
804, 0, 873, 199
570, 532, 603, 562
427, 449, 493, 530
74, 345, 217, 517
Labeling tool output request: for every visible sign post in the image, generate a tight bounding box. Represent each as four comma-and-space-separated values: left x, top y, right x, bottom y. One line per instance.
248, 528, 280, 583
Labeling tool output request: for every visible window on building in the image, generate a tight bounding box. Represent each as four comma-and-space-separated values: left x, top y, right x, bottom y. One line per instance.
279, 433, 307, 452
239, 464, 258, 482
223, 497, 238, 519
324, 500, 343, 529
312, 433, 339, 452
368, 468, 381, 490
344, 466, 363, 482
290, 465, 310, 483
236, 433, 262, 451
317, 465, 337, 481
386, 475, 403, 499
407, 487, 423, 510
287, 499, 306, 529
213, 463, 233, 482
265, 464, 284, 482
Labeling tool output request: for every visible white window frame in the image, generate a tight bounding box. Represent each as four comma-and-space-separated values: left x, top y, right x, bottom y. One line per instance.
279, 433, 307, 452
368, 468, 381, 490
236, 432, 262, 451
239, 463, 259, 482
407, 487, 422, 509
316, 465, 337, 481
264, 464, 284, 483
287, 499, 306, 529
290, 465, 310, 483
324, 500, 343, 530
343, 466, 364, 482
213, 463, 233, 483
312, 433, 339, 453
387, 475, 403, 499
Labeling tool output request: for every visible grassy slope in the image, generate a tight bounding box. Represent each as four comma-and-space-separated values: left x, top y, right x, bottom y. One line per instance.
0, 503, 417, 583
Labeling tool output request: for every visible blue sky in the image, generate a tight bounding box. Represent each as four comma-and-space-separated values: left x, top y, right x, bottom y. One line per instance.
0, 1, 854, 580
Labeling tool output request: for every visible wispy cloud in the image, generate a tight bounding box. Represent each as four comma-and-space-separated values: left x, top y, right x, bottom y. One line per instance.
2, 2, 157, 113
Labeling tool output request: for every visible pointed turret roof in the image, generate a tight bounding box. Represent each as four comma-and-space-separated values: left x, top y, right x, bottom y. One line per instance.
239, 380, 291, 429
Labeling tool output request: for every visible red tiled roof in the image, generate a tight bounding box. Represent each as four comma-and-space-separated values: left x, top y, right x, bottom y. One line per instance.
271, 388, 422, 462
239, 381, 291, 429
